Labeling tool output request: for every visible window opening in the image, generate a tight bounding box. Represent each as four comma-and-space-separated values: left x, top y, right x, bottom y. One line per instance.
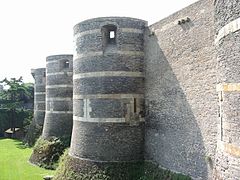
64, 60, 70, 69
110, 31, 115, 39
134, 98, 137, 113
102, 25, 117, 49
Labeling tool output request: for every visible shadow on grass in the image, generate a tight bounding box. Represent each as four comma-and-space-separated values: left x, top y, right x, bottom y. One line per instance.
0, 137, 29, 149
15, 141, 29, 149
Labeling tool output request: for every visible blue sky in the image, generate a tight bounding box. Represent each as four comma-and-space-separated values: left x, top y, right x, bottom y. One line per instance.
0, 0, 198, 83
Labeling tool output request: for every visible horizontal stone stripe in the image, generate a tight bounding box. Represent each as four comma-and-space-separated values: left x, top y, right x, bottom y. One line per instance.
74, 51, 144, 60
46, 85, 73, 89
36, 110, 45, 112
74, 28, 143, 39
73, 94, 144, 99
73, 116, 126, 123
47, 97, 72, 101
218, 140, 240, 158
46, 110, 73, 114
216, 83, 240, 92
74, 29, 100, 39
215, 17, 240, 44
46, 60, 59, 64
47, 72, 73, 76
36, 101, 45, 103
68, 154, 136, 163
73, 71, 144, 79
46, 60, 72, 65
73, 116, 144, 123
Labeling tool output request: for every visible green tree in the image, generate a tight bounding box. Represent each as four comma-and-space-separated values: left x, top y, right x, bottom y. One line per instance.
0, 77, 33, 134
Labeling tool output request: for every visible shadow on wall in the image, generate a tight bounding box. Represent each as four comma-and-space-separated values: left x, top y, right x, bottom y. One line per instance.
144, 28, 208, 179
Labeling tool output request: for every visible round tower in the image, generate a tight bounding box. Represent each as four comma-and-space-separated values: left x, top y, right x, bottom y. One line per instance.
31, 68, 46, 126
42, 54, 73, 140
215, 0, 240, 179
70, 17, 146, 169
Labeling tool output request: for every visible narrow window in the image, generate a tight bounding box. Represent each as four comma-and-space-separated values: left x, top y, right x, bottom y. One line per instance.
108, 29, 116, 44
110, 31, 115, 39
101, 25, 117, 49
43, 72, 46, 77
134, 98, 137, 113
64, 60, 69, 69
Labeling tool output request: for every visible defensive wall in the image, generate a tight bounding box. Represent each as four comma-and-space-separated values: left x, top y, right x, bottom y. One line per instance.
30, 0, 240, 179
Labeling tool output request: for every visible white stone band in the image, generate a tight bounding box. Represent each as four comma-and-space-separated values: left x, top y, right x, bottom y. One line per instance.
47, 72, 73, 76
216, 83, 240, 92
73, 94, 144, 99
36, 110, 45, 112
215, 17, 240, 44
74, 50, 144, 59
46, 60, 60, 64
217, 140, 240, 157
46, 58, 71, 64
46, 85, 73, 89
36, 101, 45, 103
73, 116, 144, 123
73, 71, 144, 79
73, 116, 126, 123
47, 97, 72, 101
46, 111, 73, 114
35, 92, 46, 95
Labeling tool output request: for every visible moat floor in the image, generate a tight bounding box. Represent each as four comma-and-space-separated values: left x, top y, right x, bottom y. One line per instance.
0, 138, 55, 180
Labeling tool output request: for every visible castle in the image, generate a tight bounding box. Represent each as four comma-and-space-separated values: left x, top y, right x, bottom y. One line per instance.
30, 0, 240, 179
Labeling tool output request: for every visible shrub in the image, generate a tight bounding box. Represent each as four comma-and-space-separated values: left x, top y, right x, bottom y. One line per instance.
29, 136, 68, 170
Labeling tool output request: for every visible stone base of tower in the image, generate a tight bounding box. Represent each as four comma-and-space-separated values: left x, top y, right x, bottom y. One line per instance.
54, 152, 191, 180
54, 152, 144, 180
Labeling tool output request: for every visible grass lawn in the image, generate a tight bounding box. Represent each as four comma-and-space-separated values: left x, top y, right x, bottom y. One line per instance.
0, 138, 55, 180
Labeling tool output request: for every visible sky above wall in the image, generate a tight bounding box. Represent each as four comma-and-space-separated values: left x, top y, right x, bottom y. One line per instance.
0, 0, 199, 83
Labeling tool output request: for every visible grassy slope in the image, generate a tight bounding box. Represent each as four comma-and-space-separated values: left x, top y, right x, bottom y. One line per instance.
0, 138, 55, 180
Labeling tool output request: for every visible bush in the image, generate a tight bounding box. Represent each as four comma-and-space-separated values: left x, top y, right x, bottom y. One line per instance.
23, 121, 42, 147
29, 137, 68, 170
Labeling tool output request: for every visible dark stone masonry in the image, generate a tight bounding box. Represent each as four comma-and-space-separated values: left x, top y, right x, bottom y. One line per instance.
70, 17, 146, 163
30, 0, 240, 179
31, 68, 46, 126
42, 54, 73, 139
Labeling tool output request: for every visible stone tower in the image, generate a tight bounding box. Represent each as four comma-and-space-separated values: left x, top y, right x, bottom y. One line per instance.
31, 68, 46, 126
42, 55, 73, 140
70, 17, 146, 166
215, 0, 240, 179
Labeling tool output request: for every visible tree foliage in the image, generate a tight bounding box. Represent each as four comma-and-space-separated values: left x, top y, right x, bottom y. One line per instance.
0, 77, 33, 135
0, 77, 33, 110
